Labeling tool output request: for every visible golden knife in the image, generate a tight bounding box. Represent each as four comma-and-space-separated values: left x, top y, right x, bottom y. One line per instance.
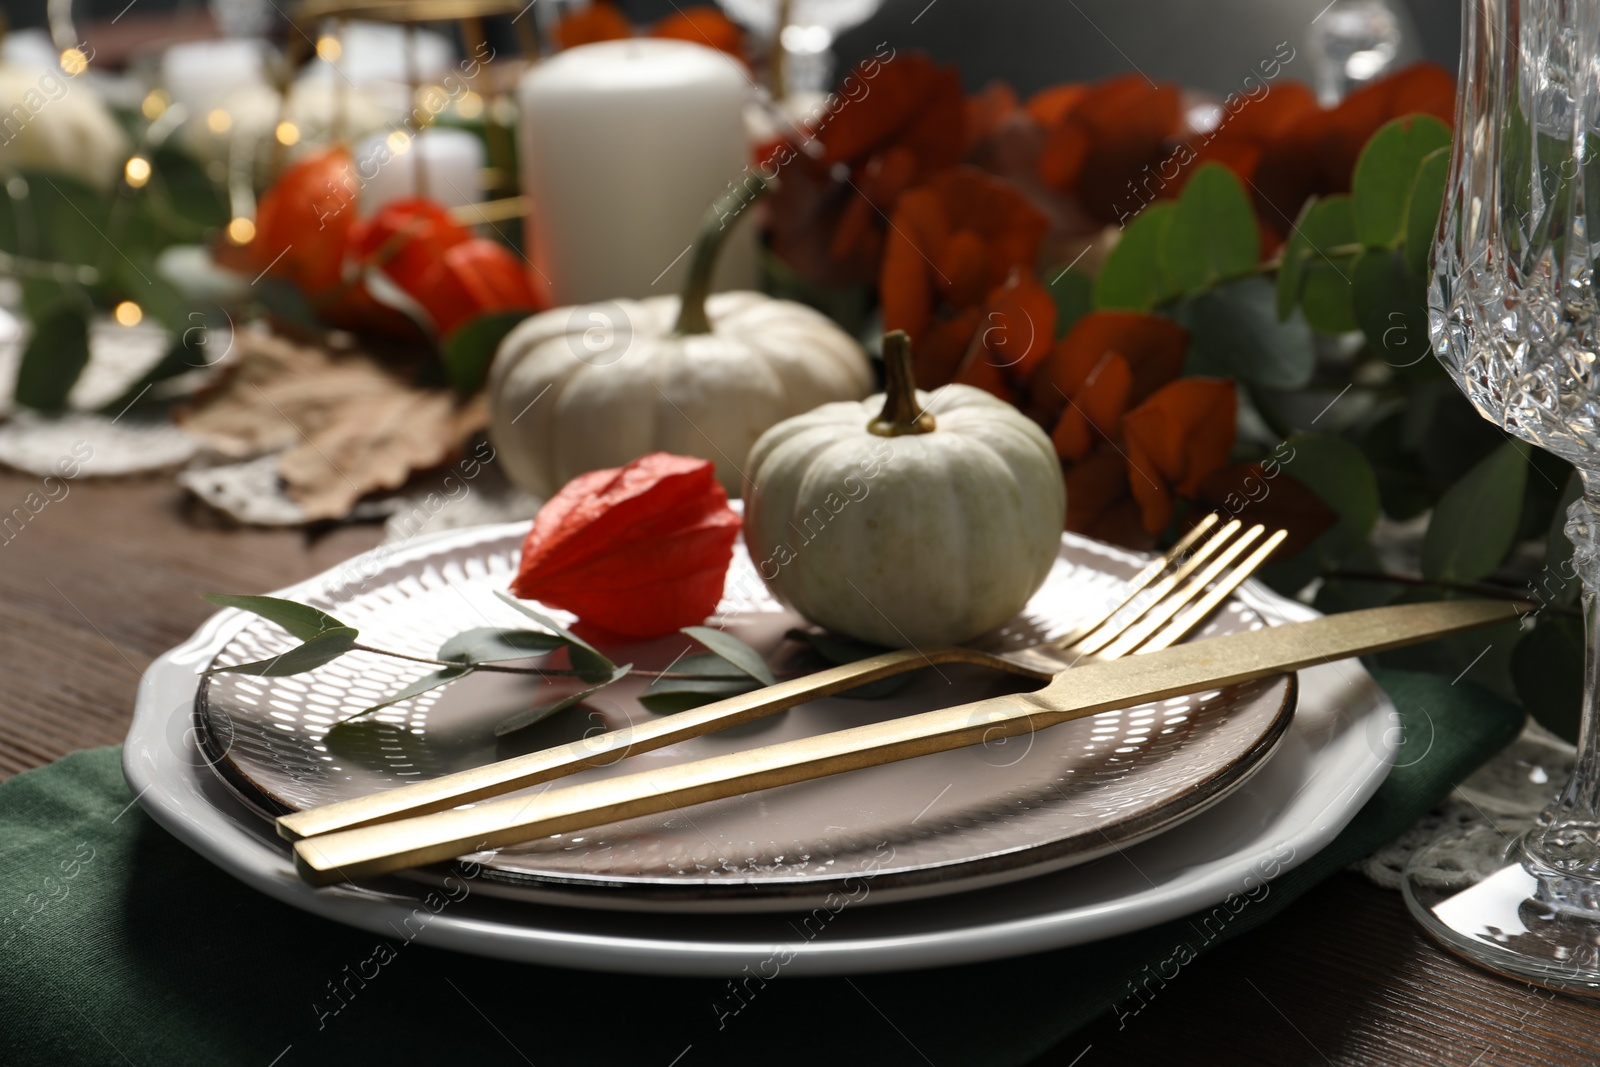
293, 598, 1519, 886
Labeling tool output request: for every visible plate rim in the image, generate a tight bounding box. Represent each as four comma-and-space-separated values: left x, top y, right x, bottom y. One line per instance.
123, 521, 1399, 977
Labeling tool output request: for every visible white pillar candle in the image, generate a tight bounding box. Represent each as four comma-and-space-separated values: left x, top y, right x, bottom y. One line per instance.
353, 127, 486, 214
516, 39, 757, 305
160, 39, 268, 118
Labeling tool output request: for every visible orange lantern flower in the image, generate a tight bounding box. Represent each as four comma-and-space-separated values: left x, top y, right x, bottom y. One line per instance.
553, 1, 632, 49
651, 7, 746, 58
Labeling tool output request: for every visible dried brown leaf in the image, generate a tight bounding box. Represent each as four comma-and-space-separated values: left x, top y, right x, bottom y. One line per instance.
177, 331, 487, 520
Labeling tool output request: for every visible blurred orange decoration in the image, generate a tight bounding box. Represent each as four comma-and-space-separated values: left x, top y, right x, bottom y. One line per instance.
552, 2, 747, 59
1033, 74, 1182, 225
222, 148, 542, 340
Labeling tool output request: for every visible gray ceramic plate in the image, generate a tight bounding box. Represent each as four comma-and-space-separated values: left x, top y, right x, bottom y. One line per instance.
196, 520, 1295, 913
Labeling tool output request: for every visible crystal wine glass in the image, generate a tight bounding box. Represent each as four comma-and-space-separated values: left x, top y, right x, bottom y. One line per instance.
1410, 0, 1600, 994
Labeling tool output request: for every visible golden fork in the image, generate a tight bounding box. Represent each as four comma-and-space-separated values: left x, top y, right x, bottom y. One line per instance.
278, 514, 1287, 841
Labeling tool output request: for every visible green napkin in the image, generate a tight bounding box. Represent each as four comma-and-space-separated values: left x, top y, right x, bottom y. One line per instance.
0, 669, 1521, 1067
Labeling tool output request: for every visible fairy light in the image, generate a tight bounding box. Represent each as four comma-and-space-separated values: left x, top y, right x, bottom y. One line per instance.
275, 121, 301, 146
455, 91, 484, 120
316, 36, 342, 62
59, 49, 88, 75
206, 109, 232, 134
141, 90, 169, 121
386, 130, 411, 155
113, 301, 143, 327
124, 156, 151, 188
227, 217, 256, 245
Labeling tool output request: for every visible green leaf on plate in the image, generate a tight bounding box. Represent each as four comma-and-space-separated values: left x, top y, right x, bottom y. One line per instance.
1162, 163, 1259, 294
1352, 115, 1452, 249
1275, 194, 1359, 332
1093, 201, 1178, 311
438, 627, 567, 664
204, 626, 359, 677
1175, 275, 1315, 390
15, 301, 90, 412
203, 594, 353, 641
1403, 147, 1450, 277
345, 666, 473, 721
441, 310, 530, 395
1422, 440, 1529, 582
681, 626, 777, 686
638, 653, 760, 714
495, 665, 631, 736
493, 591, 615, 683
785, 628, 913, 699
1045, 266, 1093, 339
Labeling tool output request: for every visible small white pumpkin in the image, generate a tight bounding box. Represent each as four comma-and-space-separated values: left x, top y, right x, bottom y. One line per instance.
744, 331, 1066, 647
487, 177, 873, 498
0, 61, 128, 190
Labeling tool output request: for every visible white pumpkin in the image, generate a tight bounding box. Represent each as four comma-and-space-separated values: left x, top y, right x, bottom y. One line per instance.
487, 179, 873, 498
0, 61, 128, 190
744, 331, 1066, 648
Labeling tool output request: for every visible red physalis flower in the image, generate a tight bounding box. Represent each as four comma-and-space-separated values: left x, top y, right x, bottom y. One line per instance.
220, 146, 357, 295
554, 1, 632, 49
651, 6, 745, 57
510, 453, 741, 638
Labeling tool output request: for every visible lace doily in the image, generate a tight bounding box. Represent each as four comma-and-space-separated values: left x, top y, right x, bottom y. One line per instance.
1355, 719, 1575, 890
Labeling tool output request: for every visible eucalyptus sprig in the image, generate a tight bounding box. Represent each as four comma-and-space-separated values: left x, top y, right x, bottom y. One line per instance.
201, 593, 777, 737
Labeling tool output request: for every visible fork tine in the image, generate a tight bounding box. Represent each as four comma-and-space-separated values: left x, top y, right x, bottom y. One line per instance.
1062, 517, 1244, 655
1138, 529, 1290, 654
1089, 524, 1268, 660
1045, 512, 1222, 651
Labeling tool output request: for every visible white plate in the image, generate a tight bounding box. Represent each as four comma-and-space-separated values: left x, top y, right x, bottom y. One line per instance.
124, 524, 1398, 976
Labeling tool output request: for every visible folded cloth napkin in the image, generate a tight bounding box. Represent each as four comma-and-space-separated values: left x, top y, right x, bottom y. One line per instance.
0, 669, 1522, 1067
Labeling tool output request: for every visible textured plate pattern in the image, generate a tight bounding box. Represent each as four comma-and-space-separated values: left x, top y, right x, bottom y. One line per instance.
199, 523, 1293, 911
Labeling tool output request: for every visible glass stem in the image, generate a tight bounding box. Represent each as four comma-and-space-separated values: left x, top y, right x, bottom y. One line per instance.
1527, 485, 1600, 879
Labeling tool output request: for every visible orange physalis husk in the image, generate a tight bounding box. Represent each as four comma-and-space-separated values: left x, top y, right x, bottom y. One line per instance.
510, 453, 741, 638
1121, 378, 1238, 534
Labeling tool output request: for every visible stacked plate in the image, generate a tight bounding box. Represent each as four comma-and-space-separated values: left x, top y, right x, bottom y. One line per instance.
125, 522, 1397, 976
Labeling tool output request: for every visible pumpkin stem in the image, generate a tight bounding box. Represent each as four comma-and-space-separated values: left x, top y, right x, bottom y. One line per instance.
672, 172, 769, 336
870, 330, 936, 436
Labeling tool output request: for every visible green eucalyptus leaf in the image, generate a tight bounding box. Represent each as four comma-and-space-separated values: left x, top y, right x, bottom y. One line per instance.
1359, 412, 1434, 521
1512, 617, 1583, 743
1352, 115, 1452, 248
1046, 266, 1093, 339
785, 629, 913, 699
1093, 201, 1178, 311
682, 626, 777, 686
438, 627, 567, 664
493, 591, 615, 682
639, 677, 761, 715
1162, 163, 1259, 293
1422, 441, 1529, 582
441, 310, 529, 396
495, 666, 630, 736
346, 666, 472, 721
1403, 147, 1450, 277
1351, 247, 1430, 370
1175, 275, 1314, 389
98, 335, 194, 416
1275, 194, 1359, 332
204, 627, 358, 677
202, 594, 352, 641
15, 301, 90, 412
1283, 432, 1381, 567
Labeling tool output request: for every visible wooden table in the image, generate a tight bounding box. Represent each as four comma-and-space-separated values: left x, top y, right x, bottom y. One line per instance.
3, 469, 1598, 1067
